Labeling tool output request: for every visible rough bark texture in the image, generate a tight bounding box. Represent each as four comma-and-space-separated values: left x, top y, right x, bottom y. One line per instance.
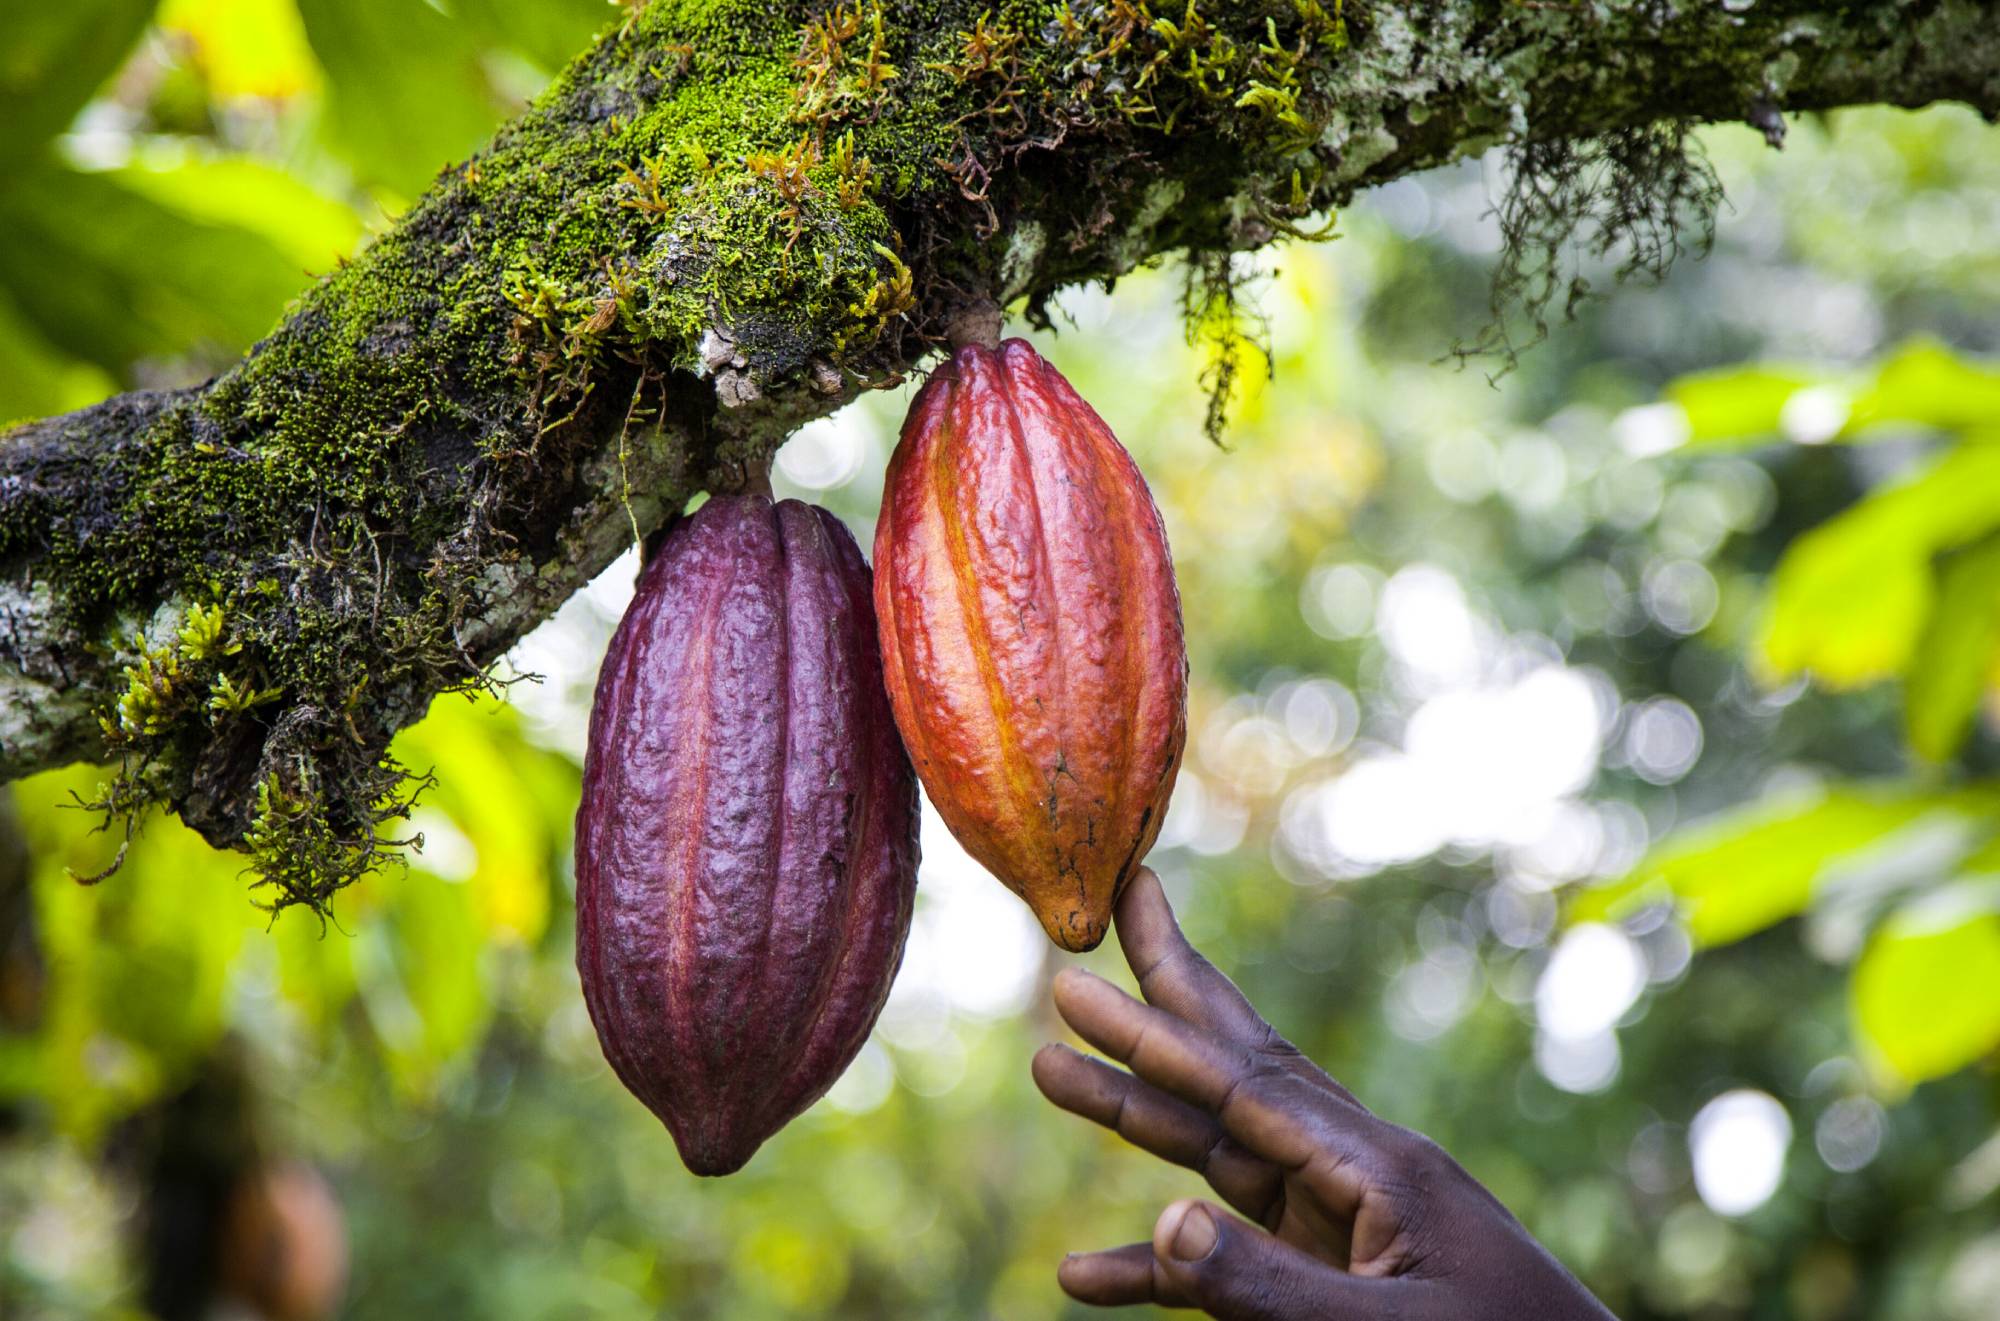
0, 0, 1996, 904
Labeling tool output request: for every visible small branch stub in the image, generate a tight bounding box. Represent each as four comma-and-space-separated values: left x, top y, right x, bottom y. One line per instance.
1748, 97, 1787, 148
720, 460, 775, 500
945, 299, 1003, 353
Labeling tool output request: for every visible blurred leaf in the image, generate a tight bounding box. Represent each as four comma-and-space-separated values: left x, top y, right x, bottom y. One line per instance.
1853, 895, 2000, 1088
1664, 340, 2000, 451
359, 866, 489, 1100
5, 768, 258, 1138
272, 894, 362, 1031
1852, 338, 2000, 435
0, 162, 306, 373
1576, 786, 1999, 947
293, 0, 502, 195
453, 0, 611, 73
157, 0, 322, 99
1760, 443, 2000, 687
0, 282, 117, 424
1905, 536, 2000, 762
1667, 365, 1818, 448
115, 148, 364, 274
0, 0, 157, 170
1761, 537, 1929, 687
1962, 829, 2000, 878
392, 695, 569, 946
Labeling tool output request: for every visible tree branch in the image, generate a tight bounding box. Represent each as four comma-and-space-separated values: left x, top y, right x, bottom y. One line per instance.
2, 0, 1995, 905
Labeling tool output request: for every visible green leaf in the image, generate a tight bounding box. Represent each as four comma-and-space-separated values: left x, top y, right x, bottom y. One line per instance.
1905, 536, 2000, 762
1852, 338, 2000, 435
453, 0, 612, 73
114, 148, 365, 275
156, 0, 323, 100
1574, 786, 1999, 948
272, 894, 362, 1034
358, 866, 490, 1101
0, 161, 307, 373
391, 694, 570, 946
1853, 895, 2000, 1088
1666, 364, 1819, 448
1761, 535, 1931, 688
293, 0, 504, 195
0, 281, 116, 423
0, 0, 157, 170
1659, 340, 2000, 452
1760, 443, 2000, 687
6, 766, 263, 1138
1961, 830, 2000, 876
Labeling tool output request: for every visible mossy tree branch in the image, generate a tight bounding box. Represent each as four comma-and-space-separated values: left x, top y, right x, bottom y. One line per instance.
2, 0, 1996, 907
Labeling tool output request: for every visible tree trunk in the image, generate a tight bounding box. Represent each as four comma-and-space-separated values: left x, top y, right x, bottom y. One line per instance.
2, 0, 1995, 908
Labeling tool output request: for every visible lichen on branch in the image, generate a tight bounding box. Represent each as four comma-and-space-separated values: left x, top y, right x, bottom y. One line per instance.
1, 0, 1995, 913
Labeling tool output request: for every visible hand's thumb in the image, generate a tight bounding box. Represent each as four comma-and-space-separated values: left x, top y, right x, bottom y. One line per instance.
1151, 1200, 1410, 1321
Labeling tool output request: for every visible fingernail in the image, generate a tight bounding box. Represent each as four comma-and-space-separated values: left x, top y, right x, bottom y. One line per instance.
1170, 1205, 1217, 1261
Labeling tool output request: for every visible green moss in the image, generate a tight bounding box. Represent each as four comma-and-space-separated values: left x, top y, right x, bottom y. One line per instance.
29, 0, 1896, 910
4, 0, 1377, 913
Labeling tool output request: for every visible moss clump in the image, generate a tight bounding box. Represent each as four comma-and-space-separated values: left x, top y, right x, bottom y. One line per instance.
15, 0, 1886, 911
5, 0, 1371, 913
240, 767, 428, 921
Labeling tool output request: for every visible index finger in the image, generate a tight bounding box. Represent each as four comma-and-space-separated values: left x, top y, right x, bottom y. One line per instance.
1116, 872, 1364, 1108
1114, 869, 1273, 1046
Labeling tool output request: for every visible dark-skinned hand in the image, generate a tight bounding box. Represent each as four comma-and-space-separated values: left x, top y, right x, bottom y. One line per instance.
1033, 868, 1618, 1321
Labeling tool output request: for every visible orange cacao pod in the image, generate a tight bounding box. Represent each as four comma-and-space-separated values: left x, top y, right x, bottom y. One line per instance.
874, 339, 1187, 952
575, 494, 920, 1175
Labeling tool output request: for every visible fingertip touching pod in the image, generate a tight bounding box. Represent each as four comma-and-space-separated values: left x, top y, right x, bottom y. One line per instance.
574, 493, 919, 1175
873, 338, 1188, 952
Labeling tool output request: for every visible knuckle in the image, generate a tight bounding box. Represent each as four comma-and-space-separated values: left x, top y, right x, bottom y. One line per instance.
1215, 1051, 1289, 1115
1211, 1067, 1253, 1116
1135, 943, 1183, 991
1254, 1021, 1303, 1059
1105, 1081, 1132, 1132
1364, 1125, 1450, 1210
1382, 1122, 1448, 1174
1194, 1129, 1232, 1175
1125, 1018, 1157, 1064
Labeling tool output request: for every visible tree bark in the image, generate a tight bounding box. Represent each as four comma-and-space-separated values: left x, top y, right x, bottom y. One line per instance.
2, 0, 1996, 905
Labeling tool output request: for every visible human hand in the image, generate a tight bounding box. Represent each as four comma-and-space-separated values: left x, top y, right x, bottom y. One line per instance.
1033, 869, 1617, 1320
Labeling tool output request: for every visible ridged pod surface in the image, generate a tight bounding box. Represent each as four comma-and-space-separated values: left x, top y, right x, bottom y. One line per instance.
574, 494, 919, 1176
874, 339, 1187, 952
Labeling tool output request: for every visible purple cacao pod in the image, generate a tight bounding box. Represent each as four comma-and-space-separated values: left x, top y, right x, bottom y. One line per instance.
574, 493, 919, 1176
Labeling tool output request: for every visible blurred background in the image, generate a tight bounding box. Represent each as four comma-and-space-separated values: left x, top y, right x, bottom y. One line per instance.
5, 3, 2000, 1318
